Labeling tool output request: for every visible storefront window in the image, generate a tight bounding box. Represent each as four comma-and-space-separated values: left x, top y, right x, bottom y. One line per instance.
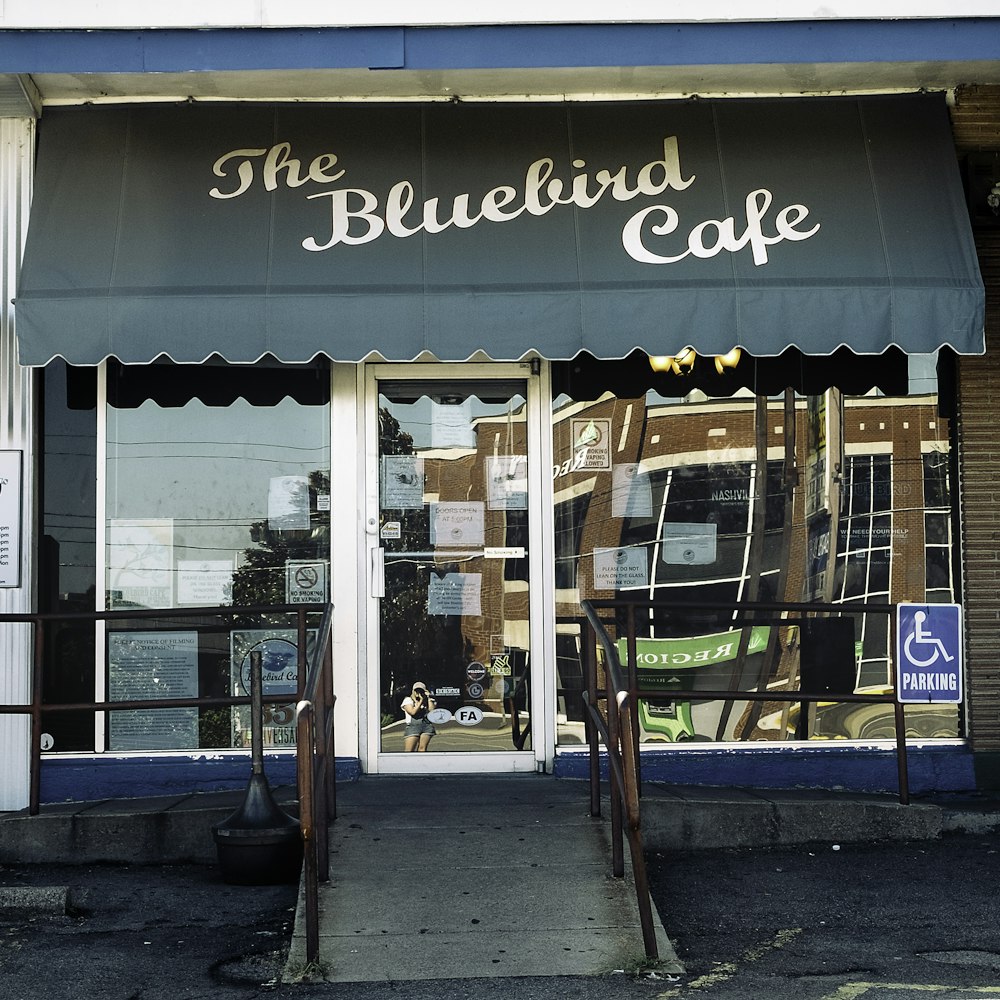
40, 357, 331, 754
40, 361, 98, 751
552, 350, 961, 746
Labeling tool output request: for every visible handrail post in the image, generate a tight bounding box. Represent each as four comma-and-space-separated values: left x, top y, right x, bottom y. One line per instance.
626, 603, 641, 796
583, 619, 601, 818
297, 702, 319, 964
29, 616, 44, 816
894, 699, 910, 805
617, 694, 658, 960
296, 607, 308, 699
322, 624, 336, 830
606, 682, 625, 878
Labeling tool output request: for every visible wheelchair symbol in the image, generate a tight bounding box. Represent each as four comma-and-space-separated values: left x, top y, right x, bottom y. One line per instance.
903, 610, 955, 668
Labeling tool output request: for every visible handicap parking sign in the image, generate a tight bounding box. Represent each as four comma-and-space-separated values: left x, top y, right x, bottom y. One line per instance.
895, 603, 963, 704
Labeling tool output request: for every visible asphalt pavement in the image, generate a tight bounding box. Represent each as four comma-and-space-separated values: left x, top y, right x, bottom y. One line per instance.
3, 830, 1000, 1000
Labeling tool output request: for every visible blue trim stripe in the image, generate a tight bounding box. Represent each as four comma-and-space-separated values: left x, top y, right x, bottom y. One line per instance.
0, 19, 996, 74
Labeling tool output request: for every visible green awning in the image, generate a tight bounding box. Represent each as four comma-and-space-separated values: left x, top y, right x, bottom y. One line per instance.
15, 94, 985, 366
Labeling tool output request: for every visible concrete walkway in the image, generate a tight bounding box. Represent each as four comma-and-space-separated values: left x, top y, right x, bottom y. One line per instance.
286, 774, 681, 981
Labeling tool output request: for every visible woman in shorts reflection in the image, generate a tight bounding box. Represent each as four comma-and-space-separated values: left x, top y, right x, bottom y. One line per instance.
401, 681, 437, 751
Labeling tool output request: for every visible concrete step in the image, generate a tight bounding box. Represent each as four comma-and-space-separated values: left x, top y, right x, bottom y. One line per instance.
0, 786, 299, 865
1, 778, 996, 868
639, 784, 946, 850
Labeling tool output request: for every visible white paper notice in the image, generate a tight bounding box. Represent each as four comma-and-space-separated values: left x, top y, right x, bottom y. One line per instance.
381, 455, 424, 509
486, 455, 528, 510
593, 546, 649, 590
177, 560, 233, 606
612, 463, 653, 518
662, 523, 718, 565
108, 518, 173, 608
431, 501, 485, 547
432, 398, 475, 448
427, 572, 483, 616
267, 475, 310, 530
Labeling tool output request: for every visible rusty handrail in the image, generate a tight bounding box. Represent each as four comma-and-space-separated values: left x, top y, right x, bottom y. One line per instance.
579, 596, 912, 963
295, 602, 337, 966
580, 600, 660, 960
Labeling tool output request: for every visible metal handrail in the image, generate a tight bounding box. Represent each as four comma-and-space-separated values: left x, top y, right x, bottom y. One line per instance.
579, 596, 912, 963
579, 601, 660, 960
295, 602, 337, 966
0, 603, 330, 813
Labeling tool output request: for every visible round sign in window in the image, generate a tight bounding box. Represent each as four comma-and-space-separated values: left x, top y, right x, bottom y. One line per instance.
466, 681, 485, 699
427, 707, 453, 725
466, 661, 487, 682
239, 637, 298, 696
455, 706, 484, 727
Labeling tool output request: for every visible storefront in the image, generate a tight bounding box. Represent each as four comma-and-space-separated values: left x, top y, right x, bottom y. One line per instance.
3, 90, 988, 801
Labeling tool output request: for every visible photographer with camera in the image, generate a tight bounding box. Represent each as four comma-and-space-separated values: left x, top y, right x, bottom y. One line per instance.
401, 681, 437, 752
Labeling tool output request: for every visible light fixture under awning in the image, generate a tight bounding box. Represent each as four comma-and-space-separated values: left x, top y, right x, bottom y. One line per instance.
14, 94, 985, 367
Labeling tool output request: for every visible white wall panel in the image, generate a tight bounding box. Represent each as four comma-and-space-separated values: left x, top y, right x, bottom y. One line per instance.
0, 2, 992, 29
0, 117, 34, 811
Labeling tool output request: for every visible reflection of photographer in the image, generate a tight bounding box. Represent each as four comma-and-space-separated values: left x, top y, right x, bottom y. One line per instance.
401, 681, 437, 752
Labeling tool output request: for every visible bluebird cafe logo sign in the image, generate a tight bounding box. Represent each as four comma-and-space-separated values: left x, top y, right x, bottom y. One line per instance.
207, 137, 820, 266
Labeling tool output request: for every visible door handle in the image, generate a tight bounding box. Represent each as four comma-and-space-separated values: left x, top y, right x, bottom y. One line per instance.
371, 545, 385, 599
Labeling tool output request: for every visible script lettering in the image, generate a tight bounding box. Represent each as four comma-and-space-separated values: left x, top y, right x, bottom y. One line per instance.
621, 189, 820, 266
212, 135, 821, 268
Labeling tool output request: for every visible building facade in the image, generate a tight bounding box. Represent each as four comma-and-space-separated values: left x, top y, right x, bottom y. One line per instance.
1, 5, 999, 809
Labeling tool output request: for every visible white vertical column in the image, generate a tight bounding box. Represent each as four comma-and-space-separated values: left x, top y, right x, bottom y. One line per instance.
0, 116, 35, 811
330, 362, 360, 761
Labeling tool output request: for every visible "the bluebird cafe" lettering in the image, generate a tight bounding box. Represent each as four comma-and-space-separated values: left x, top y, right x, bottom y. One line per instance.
209, 138, 820, 266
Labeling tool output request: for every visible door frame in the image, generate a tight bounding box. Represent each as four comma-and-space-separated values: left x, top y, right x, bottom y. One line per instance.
359, 361, 555, 774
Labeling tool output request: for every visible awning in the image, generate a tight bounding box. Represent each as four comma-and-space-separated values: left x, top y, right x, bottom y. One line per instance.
14, 94, 985, 366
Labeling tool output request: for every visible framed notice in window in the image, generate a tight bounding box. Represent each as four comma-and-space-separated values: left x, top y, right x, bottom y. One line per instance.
0, 450, 22, 588
108, 631, 199, 751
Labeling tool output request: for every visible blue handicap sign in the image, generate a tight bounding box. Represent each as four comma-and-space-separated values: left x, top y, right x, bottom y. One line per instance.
895, 603, 963, 704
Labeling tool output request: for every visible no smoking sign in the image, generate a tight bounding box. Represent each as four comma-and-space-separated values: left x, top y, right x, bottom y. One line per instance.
286, 559, 327, 604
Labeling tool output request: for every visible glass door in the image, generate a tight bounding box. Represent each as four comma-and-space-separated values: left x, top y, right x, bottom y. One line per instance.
365, 365, 541, 772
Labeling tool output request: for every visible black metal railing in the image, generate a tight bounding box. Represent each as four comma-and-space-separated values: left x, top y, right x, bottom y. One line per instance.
579, 597, 910, 961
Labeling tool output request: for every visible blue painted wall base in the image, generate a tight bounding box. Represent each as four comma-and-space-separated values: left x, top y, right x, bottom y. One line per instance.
553, 744, 978, 796
38, 744, 980, 802
39, 754, 361, 804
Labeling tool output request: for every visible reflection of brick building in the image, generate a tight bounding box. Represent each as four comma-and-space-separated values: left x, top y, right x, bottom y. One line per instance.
553, 390, 947, 602
418, 409, 532, 675
549, 386, 955, 740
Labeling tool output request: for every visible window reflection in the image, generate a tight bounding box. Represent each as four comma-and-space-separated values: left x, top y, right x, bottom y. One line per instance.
102, 358, 331, 752
376, 381, 533, 754
552, 352, 960, 746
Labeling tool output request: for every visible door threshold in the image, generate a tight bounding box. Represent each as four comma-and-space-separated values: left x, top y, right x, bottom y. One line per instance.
372, 752, 539, 775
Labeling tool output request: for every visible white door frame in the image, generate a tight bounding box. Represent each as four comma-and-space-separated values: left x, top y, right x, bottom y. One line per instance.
358, 361, 555, 774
